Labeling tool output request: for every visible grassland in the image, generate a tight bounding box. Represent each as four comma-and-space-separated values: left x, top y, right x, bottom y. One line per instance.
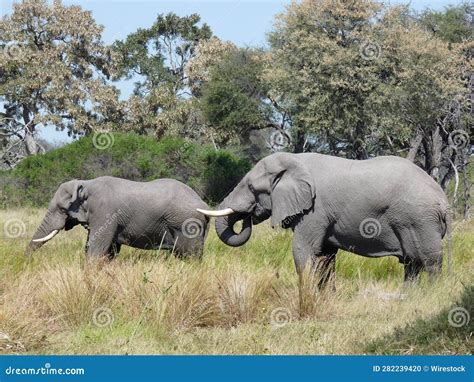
0, 208, 472, 355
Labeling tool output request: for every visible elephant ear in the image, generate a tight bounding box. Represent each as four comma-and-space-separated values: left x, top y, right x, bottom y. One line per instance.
62, 180, 89, 224
269, 157, 315, 227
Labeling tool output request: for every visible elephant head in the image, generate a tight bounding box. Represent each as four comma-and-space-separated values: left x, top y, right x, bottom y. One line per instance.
198, 153, 315, 246
27, 180, 88, 253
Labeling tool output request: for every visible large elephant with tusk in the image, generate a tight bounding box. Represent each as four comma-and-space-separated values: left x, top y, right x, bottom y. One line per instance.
28, 177, 209, 259
197, 152, 452, 287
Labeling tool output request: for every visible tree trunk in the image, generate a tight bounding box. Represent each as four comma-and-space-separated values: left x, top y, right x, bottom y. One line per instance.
430, 126, 442, 183
24, 128, 39, 156
353, 121, 368, 160
406, 127, 423, 162
462, 153, 471, 220
22, 106, 39, 156
422, 126, 442, 184
293, 128, 306, 153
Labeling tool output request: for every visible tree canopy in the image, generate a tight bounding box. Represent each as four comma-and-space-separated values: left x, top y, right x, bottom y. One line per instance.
0, 0, 472, 216
113, 12, 212, 138
0, 0, 122, 158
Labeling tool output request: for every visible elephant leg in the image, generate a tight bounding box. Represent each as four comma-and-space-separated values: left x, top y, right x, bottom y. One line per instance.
85, 225, 116, 259
292, 221, 327, 274
314, 244, 338, 291
400, 226, 443, 284
420, 235, 443, 282
171, 227, 205, 259
106, 242, 121, 261
404, 260, 423, 284
292, 232, 318, 278
174, 240, 204, 259
292, 225, 329, 313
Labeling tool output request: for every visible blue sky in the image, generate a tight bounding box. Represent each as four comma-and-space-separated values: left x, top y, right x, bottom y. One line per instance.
0, 0, 461, 144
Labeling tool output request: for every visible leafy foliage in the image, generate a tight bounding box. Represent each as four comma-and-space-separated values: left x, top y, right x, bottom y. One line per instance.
199, 49, 274, 144
265, 0, 467, 159
267, 0, 385, 156
201, 150, 251, 203
0, 0, 123, 155
0, 133, 250, 207
114, 12, 212, 96
113, 13, 212, 138
0, 0, 472, 215
419, 3, 473, 44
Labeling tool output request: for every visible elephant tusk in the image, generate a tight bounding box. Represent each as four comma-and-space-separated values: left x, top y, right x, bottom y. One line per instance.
196, 208, 235, 217
32, 230, 59, 243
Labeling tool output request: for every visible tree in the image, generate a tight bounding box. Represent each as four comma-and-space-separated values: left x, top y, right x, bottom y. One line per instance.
186, 37, 237, 94
419, 3, 473, 44
267, 0, 385, 156
266, 0, 468, 174
198, 48, 276, 145
418, 3, 473, 219
113, 13, 212, 137
0, 0, 123, 159
374, 6, 467, 186
187, 38, 293, 158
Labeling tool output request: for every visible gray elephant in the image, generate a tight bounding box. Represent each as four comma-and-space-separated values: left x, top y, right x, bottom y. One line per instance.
27, 177, 209, 259
198, 153, 452, 286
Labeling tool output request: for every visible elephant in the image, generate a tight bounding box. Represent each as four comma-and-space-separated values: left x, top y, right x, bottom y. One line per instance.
27, 176, 210, 259
197, 152, 452, 287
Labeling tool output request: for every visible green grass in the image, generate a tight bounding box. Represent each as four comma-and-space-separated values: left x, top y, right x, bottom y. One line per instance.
0, 208, 472, 355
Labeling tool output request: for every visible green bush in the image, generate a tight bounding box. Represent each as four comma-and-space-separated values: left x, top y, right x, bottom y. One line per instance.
200, 150, 251, 204
0, 133, 251, 208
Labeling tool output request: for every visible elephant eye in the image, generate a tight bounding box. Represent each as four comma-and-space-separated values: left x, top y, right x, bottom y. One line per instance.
249, 184, 255, 193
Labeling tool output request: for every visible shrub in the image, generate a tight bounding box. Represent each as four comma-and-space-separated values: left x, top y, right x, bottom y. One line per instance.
200, 150, 251, 204
0, 133, 251, 208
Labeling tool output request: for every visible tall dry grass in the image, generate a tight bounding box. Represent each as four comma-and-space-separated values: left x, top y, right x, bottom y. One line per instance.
0, 208, 472, 354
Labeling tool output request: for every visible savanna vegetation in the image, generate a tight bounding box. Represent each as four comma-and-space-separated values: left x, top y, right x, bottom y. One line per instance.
1, 1, 472, 204
0, 210, 472, 355
0, 0, 472, 355
0, 133, 250, 207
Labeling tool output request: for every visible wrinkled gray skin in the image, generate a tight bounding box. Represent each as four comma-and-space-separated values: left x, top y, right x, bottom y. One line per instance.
27, 177, 209, 259
210, 153, 451, 286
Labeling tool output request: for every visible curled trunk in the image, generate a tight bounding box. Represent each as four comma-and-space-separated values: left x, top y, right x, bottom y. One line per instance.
215, 212, 252, 247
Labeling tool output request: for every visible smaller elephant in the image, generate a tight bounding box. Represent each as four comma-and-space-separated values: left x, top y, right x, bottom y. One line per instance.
27, 176, 209, 259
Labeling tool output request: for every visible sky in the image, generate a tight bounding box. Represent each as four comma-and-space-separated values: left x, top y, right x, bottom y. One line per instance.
0, 0, 461, 144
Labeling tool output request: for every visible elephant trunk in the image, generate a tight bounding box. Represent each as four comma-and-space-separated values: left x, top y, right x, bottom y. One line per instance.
215, 211, 252, 247
26, 209, 64, 254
